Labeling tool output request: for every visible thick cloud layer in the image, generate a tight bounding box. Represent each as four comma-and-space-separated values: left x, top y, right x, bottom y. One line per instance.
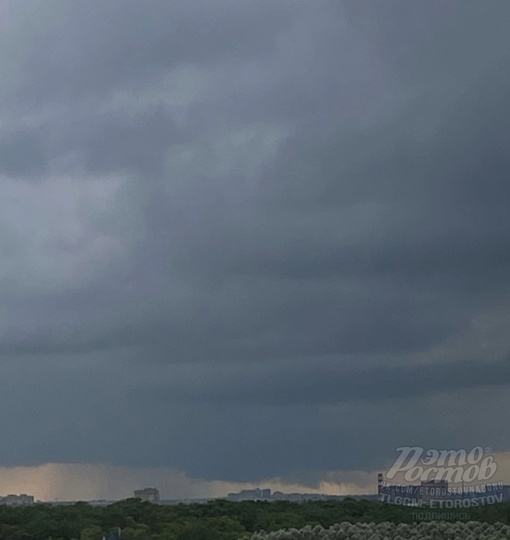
1, 0, 510, 495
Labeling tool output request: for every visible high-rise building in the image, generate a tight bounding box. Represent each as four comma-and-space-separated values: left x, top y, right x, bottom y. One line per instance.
0, 494, 35, 506
134, 487, 160, 504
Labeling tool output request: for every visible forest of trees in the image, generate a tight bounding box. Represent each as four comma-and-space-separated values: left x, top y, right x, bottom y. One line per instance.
0, 497, 509, 540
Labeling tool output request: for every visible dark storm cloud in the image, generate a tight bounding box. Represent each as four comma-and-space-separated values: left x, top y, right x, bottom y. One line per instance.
1, 0, 510, 488
0, 127, 47, 177
135, 358, 510, 407
58, 104, 187, 176
4, 0, 297, 107
343, 0, 510, 87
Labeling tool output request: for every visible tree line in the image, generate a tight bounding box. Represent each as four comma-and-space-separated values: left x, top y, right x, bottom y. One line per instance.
0, 497, 509, 540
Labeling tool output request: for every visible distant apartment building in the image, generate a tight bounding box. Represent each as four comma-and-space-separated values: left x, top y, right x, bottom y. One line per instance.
377, 472, 510, 506
0, 494, 35, 506
227, 488, 271, 501
227, 488, 349, 502
134, 487, 160, 503
420, 479, 448, 506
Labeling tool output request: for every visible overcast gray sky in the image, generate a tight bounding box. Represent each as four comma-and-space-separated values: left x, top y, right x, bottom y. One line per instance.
1, 0, 510, 500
